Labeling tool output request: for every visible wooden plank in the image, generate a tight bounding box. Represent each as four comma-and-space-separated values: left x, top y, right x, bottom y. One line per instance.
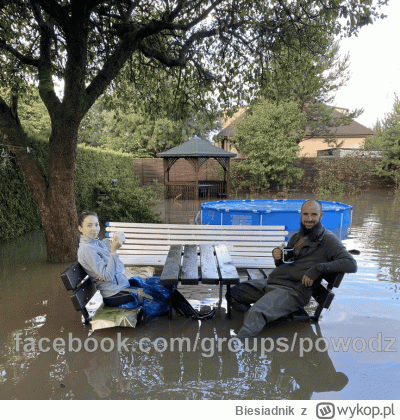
61, 263, 89, 291
180, 245, 199, 285
117, 233, 287, 241
118, 238, 287, 246
246, 269, 265, 281
108, 229, 288, 237
199, 244, 219, 284
119, 244, 280, 253
160, 245, 182, 285
262, 268, 273, 278
214, 244, 240, 284
106, 222, 287, 230
118, 255, 276, 269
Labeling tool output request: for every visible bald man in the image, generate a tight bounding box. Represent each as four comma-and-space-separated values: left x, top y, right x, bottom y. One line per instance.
231, 199, 357, 338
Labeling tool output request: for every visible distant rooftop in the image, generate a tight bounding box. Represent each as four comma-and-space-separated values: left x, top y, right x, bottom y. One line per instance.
157, 135, 237, 157
217, 107, 375, 138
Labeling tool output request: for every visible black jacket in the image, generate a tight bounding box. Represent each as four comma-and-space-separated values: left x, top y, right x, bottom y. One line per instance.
267, 224, 357, 300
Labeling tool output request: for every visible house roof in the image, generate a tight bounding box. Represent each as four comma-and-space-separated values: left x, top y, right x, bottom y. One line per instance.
304, 109, 376, 138
217, 108, 247, 138
157, 135, 237, 158
216, 107, 375, 138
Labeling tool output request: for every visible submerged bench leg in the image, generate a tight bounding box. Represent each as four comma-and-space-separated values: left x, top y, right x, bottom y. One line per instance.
226, 284, 232, 319
167, 286, 173, 320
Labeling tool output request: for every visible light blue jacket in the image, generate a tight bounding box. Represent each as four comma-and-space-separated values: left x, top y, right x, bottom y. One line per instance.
77, 236, 130, 298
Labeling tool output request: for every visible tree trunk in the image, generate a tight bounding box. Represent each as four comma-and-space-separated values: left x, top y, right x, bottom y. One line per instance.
43, 120, 80, 262
1, 97, 80, 262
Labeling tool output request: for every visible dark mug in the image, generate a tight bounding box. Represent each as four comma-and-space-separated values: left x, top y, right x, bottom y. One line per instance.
282, 247, 295, 264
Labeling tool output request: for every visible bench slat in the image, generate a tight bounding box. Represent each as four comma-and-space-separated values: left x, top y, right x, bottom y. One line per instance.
313, 284, 335, 308
160, 245, 182, 285
118, 244, 276, 251
118, 255, 276, 269
61, 263, 88, 291
118, 239, 286, 247
181, 245, 199, 285
108, 228, 287, 239
215, 244, 240, 284
199, 245, 220, 284
71, 281, 97, 313
117, 244, 281, 253
121, 235, 286, 243
106, 222, 287, 230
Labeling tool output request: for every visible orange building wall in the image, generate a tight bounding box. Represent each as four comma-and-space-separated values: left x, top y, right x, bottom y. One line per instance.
298, 137, 365, 157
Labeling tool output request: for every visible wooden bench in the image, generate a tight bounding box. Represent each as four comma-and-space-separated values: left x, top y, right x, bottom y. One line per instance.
105, 222, 288, 269
61, 263, 141, 328
246, 268, 345, 322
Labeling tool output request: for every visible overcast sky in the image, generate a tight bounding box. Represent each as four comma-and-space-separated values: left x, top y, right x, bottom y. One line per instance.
334, 1, 400, 129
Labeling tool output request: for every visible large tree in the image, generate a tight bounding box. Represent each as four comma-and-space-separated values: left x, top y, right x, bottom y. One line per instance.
0, 0, 386, 261
368, 93, 400, 190
252, 32, 364, 140
230, 100, 306, 191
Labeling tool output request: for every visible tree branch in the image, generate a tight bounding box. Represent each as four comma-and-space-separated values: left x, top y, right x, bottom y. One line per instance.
30, 1, 61, 113
0, 38, 39, 67
31, 0, 71, 34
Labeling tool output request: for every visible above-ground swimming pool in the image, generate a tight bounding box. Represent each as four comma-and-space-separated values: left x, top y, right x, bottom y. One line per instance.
201, 199, 353, 231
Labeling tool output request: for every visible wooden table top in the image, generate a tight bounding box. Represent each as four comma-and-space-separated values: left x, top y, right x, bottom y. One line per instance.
160, 244, 240, 286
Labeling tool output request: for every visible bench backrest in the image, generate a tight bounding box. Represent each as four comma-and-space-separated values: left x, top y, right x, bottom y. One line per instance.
61, 263, 96, 324
105, 222, 288, 268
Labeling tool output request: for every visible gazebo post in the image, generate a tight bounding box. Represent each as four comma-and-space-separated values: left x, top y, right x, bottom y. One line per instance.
226, 159, 231, 197
195, 158, 199, 200
163, 158, 168, 198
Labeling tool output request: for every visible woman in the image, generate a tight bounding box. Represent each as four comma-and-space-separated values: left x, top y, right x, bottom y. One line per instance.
77, 211, 215, 319
77, 211, 138, 307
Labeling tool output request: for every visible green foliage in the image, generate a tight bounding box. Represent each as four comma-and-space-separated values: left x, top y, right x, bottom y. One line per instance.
311, 154, 379, 196
374, 127, 400, 191
255, 36, 363, 139
230, 101, 305, 192
259, 37, 348, 105
79, 94, 221, 156
18, 87, 51, 138
79, 101, 182, 156
370, 94, 400, 191
0, 136, 162, 242
74, 144, 162, 223
0, 155, 42, 242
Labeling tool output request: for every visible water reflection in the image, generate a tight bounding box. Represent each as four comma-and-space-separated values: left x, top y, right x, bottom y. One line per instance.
31, 317, 348, 400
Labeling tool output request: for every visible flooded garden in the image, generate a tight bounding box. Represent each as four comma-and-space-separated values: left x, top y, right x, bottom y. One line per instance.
0, 190, 399, 400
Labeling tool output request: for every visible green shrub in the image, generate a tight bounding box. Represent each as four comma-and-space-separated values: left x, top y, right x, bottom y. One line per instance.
0, 136, 162, 243
311, 155, 378, 196
0, 157, 42, 242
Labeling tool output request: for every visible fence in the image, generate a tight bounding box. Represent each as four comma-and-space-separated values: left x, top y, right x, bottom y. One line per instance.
133, 157, 390, 193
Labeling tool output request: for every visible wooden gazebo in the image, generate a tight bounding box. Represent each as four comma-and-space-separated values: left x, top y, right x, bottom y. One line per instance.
157, 136, 237, 199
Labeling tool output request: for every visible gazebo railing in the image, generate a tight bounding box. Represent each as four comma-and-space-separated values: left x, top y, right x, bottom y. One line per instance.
165, 181, 225, 199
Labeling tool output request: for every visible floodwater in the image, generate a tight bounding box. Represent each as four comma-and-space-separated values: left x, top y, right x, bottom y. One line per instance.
0, 190, 399, 400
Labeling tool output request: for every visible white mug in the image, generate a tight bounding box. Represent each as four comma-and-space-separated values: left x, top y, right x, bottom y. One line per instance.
114, 231, 126, 245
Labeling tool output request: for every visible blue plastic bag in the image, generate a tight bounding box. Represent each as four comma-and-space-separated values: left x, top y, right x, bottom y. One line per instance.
118, 276, 171, 317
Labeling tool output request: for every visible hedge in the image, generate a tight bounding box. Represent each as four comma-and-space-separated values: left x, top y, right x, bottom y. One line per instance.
0, 135, 161, 243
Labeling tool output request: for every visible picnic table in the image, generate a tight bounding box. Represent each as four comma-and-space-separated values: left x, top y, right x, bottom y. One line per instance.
160, 244, 240, 318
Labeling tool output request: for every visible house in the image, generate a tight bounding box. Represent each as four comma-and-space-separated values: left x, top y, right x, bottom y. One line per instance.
216, 106, 376, 158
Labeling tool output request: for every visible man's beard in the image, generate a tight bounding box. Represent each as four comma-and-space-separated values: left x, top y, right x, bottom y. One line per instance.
299, 221, 322, 241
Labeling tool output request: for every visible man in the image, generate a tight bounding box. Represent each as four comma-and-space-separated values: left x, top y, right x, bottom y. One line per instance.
231, 199, 357, 338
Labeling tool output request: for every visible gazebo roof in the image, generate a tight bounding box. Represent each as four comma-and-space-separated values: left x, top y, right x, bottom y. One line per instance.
157, 135, 237, 158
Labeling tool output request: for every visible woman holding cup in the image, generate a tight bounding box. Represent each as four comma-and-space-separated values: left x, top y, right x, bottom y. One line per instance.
77, 211, 140, 307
